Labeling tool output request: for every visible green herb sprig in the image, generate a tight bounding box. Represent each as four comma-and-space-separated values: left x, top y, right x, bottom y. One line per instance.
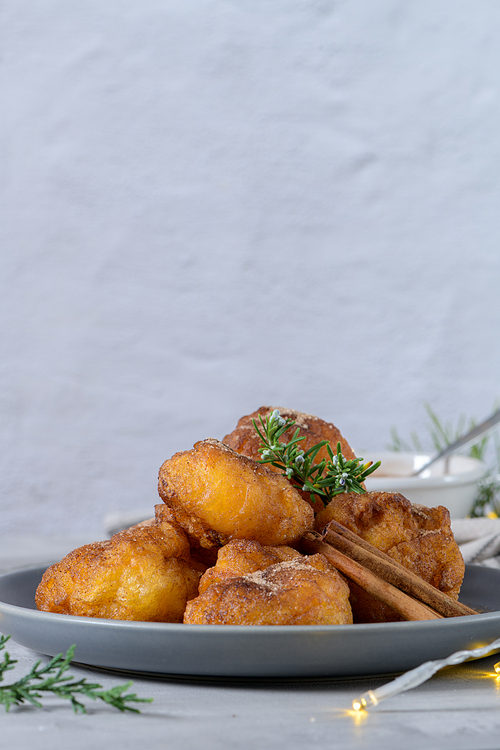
253, 409, 380, 508
388, 402, 500, 518
388, 402, 492, 461
0, 635, 152, 714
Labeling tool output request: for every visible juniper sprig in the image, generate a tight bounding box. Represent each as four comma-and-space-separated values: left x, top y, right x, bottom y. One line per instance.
0, 635, 152, 714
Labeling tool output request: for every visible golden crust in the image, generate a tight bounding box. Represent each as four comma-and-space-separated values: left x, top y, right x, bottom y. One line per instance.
222, 407, 356, 510
158, 438, 314, 548
314, 491, 465, 622
35, 517, 201, 622
223, 406, 356, 467
315, 491, 416, 552
184, 554, 353, 626
198, 539, 302, 594
151, 503, 219, 568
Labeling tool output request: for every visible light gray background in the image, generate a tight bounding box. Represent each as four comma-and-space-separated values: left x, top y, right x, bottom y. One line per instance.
1, 0, 499, 535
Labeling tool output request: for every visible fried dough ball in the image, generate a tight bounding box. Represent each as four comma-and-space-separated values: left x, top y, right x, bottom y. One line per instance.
222, 407, 356, 510
315, 491, 465, 622
35, 512, 201, 622
158, 438, 314, 549
198, 539, 302, 594
315, 491, 416, 552
223, 406, 356, 470
184, 554, 353, 626
392, 504, 464, 596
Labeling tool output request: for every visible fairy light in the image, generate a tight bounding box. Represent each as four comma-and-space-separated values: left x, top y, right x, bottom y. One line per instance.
352, 636, 500, 712
345, 706, 369, 725
352, 691, 378, 711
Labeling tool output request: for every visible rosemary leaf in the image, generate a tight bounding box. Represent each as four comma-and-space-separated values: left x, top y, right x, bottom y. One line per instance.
253, 409, 380, 508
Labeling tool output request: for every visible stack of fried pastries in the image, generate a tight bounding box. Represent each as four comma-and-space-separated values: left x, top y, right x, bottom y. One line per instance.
35, 406, 467, 626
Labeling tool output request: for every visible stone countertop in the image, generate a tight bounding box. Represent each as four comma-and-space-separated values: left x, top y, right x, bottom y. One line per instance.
2, 536, 500, 750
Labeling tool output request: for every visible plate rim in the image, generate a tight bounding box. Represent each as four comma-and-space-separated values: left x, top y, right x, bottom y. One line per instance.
2, 564, 500, 678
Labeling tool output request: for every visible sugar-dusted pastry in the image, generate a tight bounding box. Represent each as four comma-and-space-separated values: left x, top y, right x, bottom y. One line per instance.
197, 539, 302, 594
184, 554, 353, 626
223, 406, 358, 511
158, 438, 314, 549
35, 510, 201, 622
223, 406, 356, 472
315, 490, 465, 622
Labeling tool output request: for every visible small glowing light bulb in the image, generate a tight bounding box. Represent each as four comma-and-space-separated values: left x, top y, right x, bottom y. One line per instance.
351, 637, 500, 712
352, 691, 378, 711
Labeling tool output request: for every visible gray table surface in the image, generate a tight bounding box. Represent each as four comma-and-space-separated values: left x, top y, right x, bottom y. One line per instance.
2, 536, 500, 750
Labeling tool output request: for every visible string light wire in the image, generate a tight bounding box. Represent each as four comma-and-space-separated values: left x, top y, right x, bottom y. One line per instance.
352, 636, 500, 711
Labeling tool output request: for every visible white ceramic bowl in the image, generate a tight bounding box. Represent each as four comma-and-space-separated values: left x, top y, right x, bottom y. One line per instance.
362, 451, 488, 519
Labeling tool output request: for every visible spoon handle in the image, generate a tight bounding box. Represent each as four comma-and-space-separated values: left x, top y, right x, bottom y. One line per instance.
412, 408, 500, 476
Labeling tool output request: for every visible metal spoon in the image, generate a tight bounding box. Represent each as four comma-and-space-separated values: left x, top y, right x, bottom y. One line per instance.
412, 408, 500, 476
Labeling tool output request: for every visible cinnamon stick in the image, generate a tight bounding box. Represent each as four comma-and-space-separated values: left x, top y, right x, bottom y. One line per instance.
323, 520, 477, 618
300, 532, 443, 621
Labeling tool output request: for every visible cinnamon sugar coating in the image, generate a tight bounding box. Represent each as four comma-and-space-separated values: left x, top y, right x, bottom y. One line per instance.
315, 491, 465, 622
184, 553, 353, 626
223, 406, 356, 467
223, 406, 356, 510
158, 438, 314, 549
197, 539, 302, 594
35, 508, 201, 622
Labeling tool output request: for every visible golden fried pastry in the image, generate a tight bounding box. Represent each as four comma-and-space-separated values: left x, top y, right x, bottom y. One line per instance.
197, 539, 302, 594
223, 406, 356, 471
158, 438, 314, 549
315, 491, 417, 552
152, 502, 220, 569
223, 407, 357, 511
392, 504, 464, 597
315, 491, 465, 622
35, 514, 201, 622
184, 554, 353, 625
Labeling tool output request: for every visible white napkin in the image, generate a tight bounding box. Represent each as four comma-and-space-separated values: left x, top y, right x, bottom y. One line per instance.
452, 518, 500, 569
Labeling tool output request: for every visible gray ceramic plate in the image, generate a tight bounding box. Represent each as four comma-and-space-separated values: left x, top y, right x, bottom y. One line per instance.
1, 565, 500, 678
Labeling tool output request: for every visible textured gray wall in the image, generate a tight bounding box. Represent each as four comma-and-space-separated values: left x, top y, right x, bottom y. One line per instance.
2, 1, 499, 534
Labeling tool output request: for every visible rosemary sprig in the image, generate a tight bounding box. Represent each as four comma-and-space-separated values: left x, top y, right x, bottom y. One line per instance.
388, 402, 490, 460
388, 402, 500, 517
0, 635, 152, 714
253, 409, 380, 508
